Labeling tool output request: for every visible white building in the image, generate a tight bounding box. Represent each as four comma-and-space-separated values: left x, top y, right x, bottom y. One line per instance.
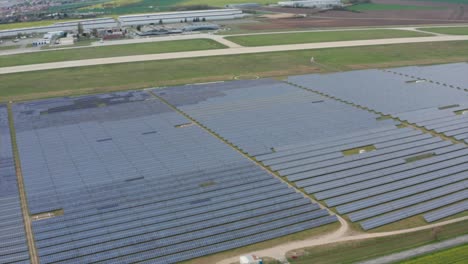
278, 0, 342, 8
118, 9, 244, 27
0, 18, 118, 38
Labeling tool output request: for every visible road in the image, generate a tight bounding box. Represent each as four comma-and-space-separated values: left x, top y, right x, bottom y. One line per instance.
2, 35, 468, 74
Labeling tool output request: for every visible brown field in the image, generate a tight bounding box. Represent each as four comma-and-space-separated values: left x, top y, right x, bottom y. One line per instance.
246, 0, 468, 30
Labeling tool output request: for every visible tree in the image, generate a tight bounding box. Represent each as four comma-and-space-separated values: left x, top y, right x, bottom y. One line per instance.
77, 22, 84, 35
136, 25, 141, 31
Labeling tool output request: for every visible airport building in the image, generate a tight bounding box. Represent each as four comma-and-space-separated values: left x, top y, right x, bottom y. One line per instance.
118, 9, 244, 26
0, 18, 118, 38
278, 0, 342, 8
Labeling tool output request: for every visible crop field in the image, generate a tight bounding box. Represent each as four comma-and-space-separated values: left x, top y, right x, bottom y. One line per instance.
225, 29, 430, 47
401, 243, 468, 264
347, 3, 439, 11
286, 219, 468, 264
2, 41, 468, 101
0, 39, 226, 68
419, 27, 468, 35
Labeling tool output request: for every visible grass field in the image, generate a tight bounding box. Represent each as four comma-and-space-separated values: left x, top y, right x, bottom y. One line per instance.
419, 27, 468, 35
410, 0, 468, 4
2, 41, 468, 101
286, 219, 468, 264
401, 243, 468, 264
225, 29, 430, 47
0, 20, 74, 30
0, 45, 20, 50
0, 39, 225, 67
347, 3, 439, 11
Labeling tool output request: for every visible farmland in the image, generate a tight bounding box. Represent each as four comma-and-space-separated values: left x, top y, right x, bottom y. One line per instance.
0, 39, 226, 68
401, 243, 468, 264
347, 3, 440, 11
225, 29, 430, 47
286, 219, 468, 264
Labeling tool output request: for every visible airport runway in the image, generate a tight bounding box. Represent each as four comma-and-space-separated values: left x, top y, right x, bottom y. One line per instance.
1, 35, 468, 74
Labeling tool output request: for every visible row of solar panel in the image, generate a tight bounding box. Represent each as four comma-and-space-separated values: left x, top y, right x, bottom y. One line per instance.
317, 150, 468, 201
287, 68, 467, 115
386, 63, 468, 92
255, 124, 467, 229
28, 164, 266, 215
0, 106, 31, 264
424, 201, 468, 222
286, 140, 452, 182
154, 82, 394, 156
264, 130, 429, 168
13, 96, 337, 264
32, 174, 282, 233
361, 190, 468, 230
36, 197, 315, 251
37, 203, 326, 261
394, 111, 468, 145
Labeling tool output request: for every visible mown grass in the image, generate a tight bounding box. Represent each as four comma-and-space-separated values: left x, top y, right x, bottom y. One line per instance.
287, 219, 468, 264
2, 40, 468, 101
225, 29, 430, 47
400, 243, 468, 264
0, 39, 226, 67
347, 3, 439, 11
419, 27, 468, 35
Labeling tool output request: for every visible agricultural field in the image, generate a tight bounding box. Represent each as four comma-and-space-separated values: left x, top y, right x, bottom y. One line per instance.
419, 27, 468, 35
0, 39, 225, 68
286, 219, 468, 264
347, 3, 440, 11
401, 243, 468, 264
409, 0, 468, 3
225, 29, 430, 47
2, 41, 468, 101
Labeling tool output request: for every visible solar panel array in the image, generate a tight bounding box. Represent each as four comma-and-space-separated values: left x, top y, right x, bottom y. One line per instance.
12, 92, 335, 264
396, 103, 468, 144
287, 69, 468, 115
255, 125, 468, 230
154, 79, 395, 156
0, 105, 30, 264
285, 64, 468, 227
388, 62, 468, 92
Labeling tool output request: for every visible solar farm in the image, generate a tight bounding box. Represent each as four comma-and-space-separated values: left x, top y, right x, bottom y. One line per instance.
0, 63, 467, 263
